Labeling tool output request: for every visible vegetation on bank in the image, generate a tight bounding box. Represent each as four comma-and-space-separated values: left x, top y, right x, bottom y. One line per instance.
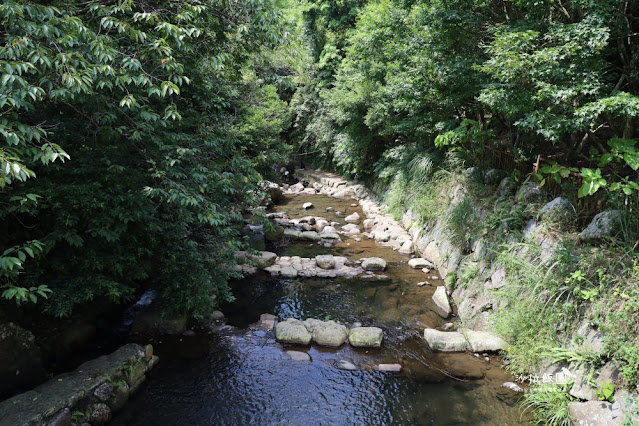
0, 0, 293, 318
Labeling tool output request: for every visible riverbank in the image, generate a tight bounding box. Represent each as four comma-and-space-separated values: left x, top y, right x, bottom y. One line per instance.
295, 167, 639, 425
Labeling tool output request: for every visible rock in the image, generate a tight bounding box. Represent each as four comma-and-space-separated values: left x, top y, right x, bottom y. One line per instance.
378, 364, 402, 372
581, 210, 621, 241
484, 169, 505, 185
361, 257, 387, 271
93, 382, 114, 402
516, 182, 543, 203
423, 329, 470, 352
336, 360, 357, 371
320, 232, 341, 241
275, 319, 312, 345
89, 403, 112, 426
432, 286, 451, 317
300, 231, 321, 241
326, 207, 334, 212
373, 231, 391, 242
441, 323, 454, 331
417, 281, 428, 287
286, 350, 311, 361
570, 368, 598, 401
315, 255, 336, 269
342, 223, 359, 233
0, 322, 44, 399
497, 177, 516, 196
258, 314, 277, 331
289, 182, 305, 193
465, 167, 482, 180
408, 258, 434, 269
501, 382, 524, 392
363, 219, 375, 230
464, 330, 507, 352
349, 327, 383, 348
247, 251, 277, 268
345, 212, 361, 223
311, 321, 349, 347
399, 240, 414, 254
569, 401, 624, 426
210, 310, 225, 321
281, 266, 298, 279
321, 226, 338, 234
302, 202, 313, 210
540, 197, 574, 224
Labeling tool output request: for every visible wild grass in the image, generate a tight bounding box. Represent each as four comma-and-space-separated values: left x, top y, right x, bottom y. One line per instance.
521, 383, 574, 426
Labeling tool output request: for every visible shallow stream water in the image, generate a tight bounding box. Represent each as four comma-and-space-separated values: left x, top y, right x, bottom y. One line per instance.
112, 193, 527, 425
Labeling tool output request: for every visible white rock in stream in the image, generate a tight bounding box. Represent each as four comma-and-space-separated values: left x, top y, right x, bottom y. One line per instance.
344, 212, 361, 223
423, 329, 470, 352
398, 240, 414, 254
349, 327, 383, 348
378, 364, 402, 372
315, 255, 335, 269
311, 320, 349, 347
276, 319, 312, 345
432, 286, 451, 317
361, 257, 387, 271
464, 330, 508, 352
302, 202, 313, 210
408, 258, 434, 269
336, 360, 357, 371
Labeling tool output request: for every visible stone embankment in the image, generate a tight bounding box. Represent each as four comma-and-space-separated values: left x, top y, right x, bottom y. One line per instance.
0, 344, 157, 426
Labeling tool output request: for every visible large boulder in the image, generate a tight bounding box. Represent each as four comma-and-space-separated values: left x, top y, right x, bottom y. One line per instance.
315, 255, 336, 270
0, 323, 44, 399
361, 257, 387, 271
423, 329, 469, 352
432, 286, 451, 317
349, 327, 383, 348
464, 330, 507, 352
311, 321, 349, 347
408, 258, 434, 269
275, 319, 312, 345
581, 210, 621, 241
247, 251, 277, 268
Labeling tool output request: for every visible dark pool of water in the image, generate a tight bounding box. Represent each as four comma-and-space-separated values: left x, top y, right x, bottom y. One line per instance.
112, 193, 528, 425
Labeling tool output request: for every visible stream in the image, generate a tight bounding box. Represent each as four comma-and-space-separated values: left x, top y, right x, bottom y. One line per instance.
112, 191, 527, 425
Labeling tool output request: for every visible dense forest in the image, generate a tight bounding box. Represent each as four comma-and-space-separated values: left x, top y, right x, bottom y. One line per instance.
2, 0, 639, 423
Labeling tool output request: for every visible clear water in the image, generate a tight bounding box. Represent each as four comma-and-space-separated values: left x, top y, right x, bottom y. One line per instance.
112, 193, 528, 425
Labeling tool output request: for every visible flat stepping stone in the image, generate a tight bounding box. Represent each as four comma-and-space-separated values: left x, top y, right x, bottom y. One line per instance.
276, 319, 311, 345
424, 329, 469, 352
378, 364, 402, 372
464, 330, 507, 352
336, 360, 357, 371
408, 258, 434, 269
349, 327, 383, 348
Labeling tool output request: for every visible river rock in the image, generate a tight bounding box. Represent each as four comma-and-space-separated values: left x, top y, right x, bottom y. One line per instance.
300, 231, 321, 241
302, 202, 313, 210
345, 212, 361, 223
321, 226, 338, 234
312, 321, 349, 347
281, 266, 298, 279
286, 350, 311, 361
432, 286, 451, 317
361, 257, 386, 271
94, 382, 114, 402
423, 329, 470, 352
516, 182, 543, 203
464, 330, 507, 352
107, 381, 130, 412
399, 240, 414, 254
336, 360, 357, 371
315, 255, 336, 269
258, 313, 277, 331
275, 319, 312, 345
289, 182, 304, 193
378, 364, 402, 372
501, 382, 524, 392
247, 251, 277, 268
342, 223, 359, 233
349, 327, 383, 348
580, 210, 621, 241
408, 258, 434, 269
210, 310, 225, 321
320, 232, 341, 241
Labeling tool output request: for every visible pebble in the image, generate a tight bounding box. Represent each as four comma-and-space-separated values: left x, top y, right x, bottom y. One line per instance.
416, 281, 428, 287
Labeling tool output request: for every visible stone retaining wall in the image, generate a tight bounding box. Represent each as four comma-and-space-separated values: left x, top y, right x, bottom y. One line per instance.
0, 343, 157, 426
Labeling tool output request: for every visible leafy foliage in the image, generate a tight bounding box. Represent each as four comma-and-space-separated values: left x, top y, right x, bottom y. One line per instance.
1, 0, 291, 317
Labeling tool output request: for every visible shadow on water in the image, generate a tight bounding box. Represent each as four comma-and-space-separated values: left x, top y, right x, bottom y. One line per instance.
112, 193, 528, 425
